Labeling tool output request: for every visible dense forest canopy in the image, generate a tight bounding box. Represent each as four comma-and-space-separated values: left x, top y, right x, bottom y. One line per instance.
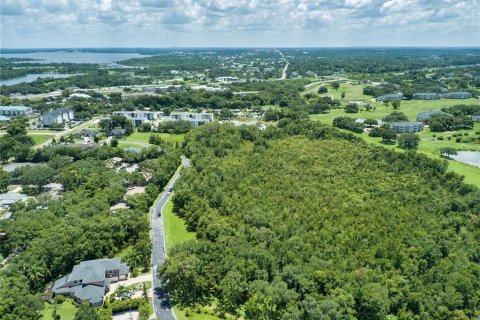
0, 142, 181, 320
160, 122, 480, 320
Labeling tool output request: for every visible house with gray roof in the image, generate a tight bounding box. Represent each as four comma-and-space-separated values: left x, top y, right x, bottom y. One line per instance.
53, 258, 129, 307
416, 110, 452, 122
0, 191, 27, 209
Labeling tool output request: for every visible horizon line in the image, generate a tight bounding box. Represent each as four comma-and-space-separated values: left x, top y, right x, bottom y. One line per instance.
1, 46, 480, 50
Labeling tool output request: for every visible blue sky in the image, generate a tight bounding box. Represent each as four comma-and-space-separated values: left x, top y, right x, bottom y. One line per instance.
1, 0, 479, 48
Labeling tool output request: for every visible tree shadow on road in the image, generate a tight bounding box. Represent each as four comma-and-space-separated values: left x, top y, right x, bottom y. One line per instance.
154, 286, 173, 308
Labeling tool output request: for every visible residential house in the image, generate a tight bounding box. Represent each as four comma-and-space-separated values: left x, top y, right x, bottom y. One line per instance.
53, 258, 129, 307
0, 191, 27, 209
389, 121, 424, 133
74, 129, 99, 139
109, 128, 126, 138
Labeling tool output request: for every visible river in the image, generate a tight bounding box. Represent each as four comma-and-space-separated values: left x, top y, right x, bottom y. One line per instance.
0, 51, 149, 64
0, 73, 78, 86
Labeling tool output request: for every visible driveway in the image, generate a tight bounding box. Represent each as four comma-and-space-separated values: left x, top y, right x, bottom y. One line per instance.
106, 274, 152, 298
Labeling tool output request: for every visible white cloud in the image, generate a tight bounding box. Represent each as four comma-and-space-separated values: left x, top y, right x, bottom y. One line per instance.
0, 0, 478, 47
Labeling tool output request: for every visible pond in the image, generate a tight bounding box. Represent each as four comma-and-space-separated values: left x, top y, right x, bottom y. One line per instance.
123, 146, 142, 153
450, 151, 480, 168
0, 73, 78, 86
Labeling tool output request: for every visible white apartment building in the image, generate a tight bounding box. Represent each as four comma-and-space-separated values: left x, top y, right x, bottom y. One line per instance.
113, 110, 164, 126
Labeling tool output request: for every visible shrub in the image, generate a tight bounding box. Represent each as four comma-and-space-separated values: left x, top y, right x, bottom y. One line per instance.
437, 136, 444, 140
455, 137, 462, 143
53, 295, 66, 304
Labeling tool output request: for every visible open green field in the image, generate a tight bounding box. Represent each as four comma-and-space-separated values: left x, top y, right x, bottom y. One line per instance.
31, 135, 53, 145
310, 98, 480, 125
308, 82, 480, 124
41, 301, 76, 320
163, 196, 195, 251
0, 132, 53, 145
124, 132, 185, 145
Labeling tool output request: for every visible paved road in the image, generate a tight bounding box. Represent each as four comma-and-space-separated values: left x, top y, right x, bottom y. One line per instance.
34, 117, 101, 149
150, 157, 190, 320
277, 51, 289, 80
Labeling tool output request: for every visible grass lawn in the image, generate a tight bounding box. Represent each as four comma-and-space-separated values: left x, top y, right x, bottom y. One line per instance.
0, 132, 53, 145
307, 82, 370, 101
174, 306, 222, 320
163, 196, 195, 251
309, 83, 480, 187
162, 189, 215, 319
41, 301, 76, 320
310, 98, 480, 125
32, 135, 53, 145
124, 132, 185, 145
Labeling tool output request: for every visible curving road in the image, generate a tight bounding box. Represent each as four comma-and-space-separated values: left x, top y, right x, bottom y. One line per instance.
150, 157, 190, 320
277, 50, 289, 80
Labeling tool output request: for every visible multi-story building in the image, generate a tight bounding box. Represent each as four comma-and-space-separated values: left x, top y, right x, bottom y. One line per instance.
0, 105, 32, 116
112, 110, 163, 126
413, 92, 440, 100
389, 121, 424, 133
142, 85, 184, 93
376, 93, 404, 102
216, 76, 241, 84
120, 92, 157, 101
41, 108, 74, 126
163, 112, 214, 127
416, 110, 451, 122
441, 92, 472, 99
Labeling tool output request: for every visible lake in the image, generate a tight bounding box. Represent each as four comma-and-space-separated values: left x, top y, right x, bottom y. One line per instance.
451, 151, 480, 168
0, 51, 149, 64
0, 73, 77, 86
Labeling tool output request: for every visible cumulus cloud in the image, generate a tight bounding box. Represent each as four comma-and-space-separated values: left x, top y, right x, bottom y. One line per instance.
0, 0, 478, 47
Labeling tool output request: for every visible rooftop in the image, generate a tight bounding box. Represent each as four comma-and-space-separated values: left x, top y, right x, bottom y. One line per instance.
0, 105, 30, 110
